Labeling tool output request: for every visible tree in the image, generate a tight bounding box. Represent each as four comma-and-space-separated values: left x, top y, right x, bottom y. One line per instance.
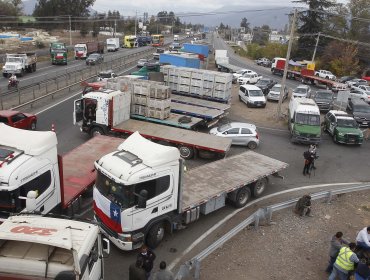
348, 0, 370, 42
0, 0, 18, 17
240, 17, 250, 32
325, 4, 349, 37
293, 0, 337, 59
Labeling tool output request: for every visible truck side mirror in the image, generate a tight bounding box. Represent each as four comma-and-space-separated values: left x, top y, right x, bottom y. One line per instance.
102, 238, 110, 257
26, 191, 38, 212
137, 190, 148, 208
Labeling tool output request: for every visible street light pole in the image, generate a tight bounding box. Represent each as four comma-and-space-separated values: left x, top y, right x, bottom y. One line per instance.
277, 9, 297, 119
311, 32, 320, 62
69, 15, 72, 46
134, 10, 137, 36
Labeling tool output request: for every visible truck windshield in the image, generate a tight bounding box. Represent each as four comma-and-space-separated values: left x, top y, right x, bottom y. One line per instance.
337, 119, 358, 128
249, 90, 263, 97
75, 47, 86, 51
296, 113, 320, 126
6, 58, 21, 62
96, 171, 135, 208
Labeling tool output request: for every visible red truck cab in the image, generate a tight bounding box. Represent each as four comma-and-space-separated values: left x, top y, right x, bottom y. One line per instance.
0, 110, 37, 130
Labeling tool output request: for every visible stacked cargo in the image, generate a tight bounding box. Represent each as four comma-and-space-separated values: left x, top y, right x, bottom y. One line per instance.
106, 77, 171, 120
161, 65, 232, 102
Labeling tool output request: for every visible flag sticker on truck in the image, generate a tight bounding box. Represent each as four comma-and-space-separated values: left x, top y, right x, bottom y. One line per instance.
10, 226, 57, 236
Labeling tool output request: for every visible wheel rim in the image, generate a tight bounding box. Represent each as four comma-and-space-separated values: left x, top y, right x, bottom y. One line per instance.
238, 192, 248, 205
248, 142, 257, 149
254, 180, 266, 196
156, 226, 165, 241
179, 146, 191, 158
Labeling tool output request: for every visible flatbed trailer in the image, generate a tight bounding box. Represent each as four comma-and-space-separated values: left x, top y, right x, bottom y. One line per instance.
131, 112, 204, 129
181, 151, 288, 212
217, 62, 241, 73
171, 94, 230, 111
111, 119, 232, 158
170, 102, 226, 123
59, 135, 124, 209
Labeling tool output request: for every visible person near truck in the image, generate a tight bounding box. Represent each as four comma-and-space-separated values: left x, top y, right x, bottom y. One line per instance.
326, 232, 349, 273
354, 260, 370, 280
356, 227, 370, 252
137, 245, 156, 279
129, 259, 147, 280
153, 261, 174, 280
303, 149, 314, 176
328, 242, 359, 280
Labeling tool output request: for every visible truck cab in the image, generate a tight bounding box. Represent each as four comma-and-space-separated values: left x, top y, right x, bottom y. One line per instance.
93, 132, 180, 250
0, 124, 61, 221
74, 43, 87, 59
288, 97, 321, 144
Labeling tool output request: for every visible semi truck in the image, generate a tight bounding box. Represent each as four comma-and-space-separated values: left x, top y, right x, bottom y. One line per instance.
74, 41, 104, 59
0, 123, 124, 221
50, 42, 68, 65
214, 49, 241, 73
123, 35, 137, 48
288, 97, 321, 144
2, 53, 37, 77
271, 57, 347, 91
93, 132, 288, 250
0, 215, 110, 279
73, 86, 231, 159
106, 37, 120, 52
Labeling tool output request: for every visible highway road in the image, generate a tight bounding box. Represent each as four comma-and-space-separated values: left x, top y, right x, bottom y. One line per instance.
5, 37, 370, 279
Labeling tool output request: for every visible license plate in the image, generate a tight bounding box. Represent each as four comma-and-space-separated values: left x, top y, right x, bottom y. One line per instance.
363, 122, 368, 125
57, 53, 64, 56
256, 103, 262, 107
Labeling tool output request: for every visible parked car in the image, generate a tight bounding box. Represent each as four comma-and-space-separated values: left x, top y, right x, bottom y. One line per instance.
347, 78, 368, 87
324, 110, 363, 145
232, 69, 256, 83
238, 84, 266, 108
267, 84, 289, 102
346, 98, 370, 127
0, 110, 37, 130
137, 58, 149, 68
308, 90, 334, 112
86, 53, 104, 65
292, 85, 311, 98
315, 70, 336, 80
255, 78, 276, 95
237, 73, 262, 85
256, 57, 271, 67
97, 70, 117, 81
338, 76, 356, 83
349, 87, 370, 104
209, 122, 259, 149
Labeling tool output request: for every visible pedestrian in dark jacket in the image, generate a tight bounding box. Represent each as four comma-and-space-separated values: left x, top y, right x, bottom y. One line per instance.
294, 194, 312, 217
326, 232, 349, 273
129, 259, 147, 280
137, 245, 156, 279
354, 260, 370, 280
153, 261, 175, 280
303, 149, 313, 176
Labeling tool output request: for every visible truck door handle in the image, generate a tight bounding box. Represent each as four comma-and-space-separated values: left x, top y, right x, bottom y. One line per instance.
152, 207, 158, 213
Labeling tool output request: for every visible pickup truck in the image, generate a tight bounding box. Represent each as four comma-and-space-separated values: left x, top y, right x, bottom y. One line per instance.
315, 70, 336, 80
237, 73, 262, 84
0, 110, 37, 130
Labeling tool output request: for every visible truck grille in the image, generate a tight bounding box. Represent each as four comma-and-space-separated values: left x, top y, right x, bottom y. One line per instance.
95, 216, 118, 238
5, 65, 16, 70
344, 134, 359, 143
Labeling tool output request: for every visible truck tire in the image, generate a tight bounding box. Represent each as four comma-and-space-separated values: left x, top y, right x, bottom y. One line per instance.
234, 188, 251, 208
146, 222, 165, 249
90, 127, 104, 137
247, 141, 257, 150
179, 146, 194, 160
251, 177, 267, 197
30, 121, 37, 131
333, 134, 338, 143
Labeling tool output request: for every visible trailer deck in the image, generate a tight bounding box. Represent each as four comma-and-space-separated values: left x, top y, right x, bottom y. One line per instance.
217, 62, 241, 73
170, 102, 226, 121
60, 135, 123, 208
112, 119, 232, 153
181, 151, 288, 211
171, 94, 230, 111
131, 113, 204, 129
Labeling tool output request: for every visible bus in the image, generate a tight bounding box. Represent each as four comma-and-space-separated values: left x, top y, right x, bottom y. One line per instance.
152, 34, 164, 47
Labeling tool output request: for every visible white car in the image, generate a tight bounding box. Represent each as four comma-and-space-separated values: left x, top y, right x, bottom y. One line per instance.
349, 87, 370, 104
347, 79, 368, 88
237, 73, 262, 85
97, 70, 117, 81
209, 122, 259, 149
232, 69, 256, 83
267, 84, 289, 102
238, 84, 266, 108
315, 70, 336, 80
292, 85, 311, 98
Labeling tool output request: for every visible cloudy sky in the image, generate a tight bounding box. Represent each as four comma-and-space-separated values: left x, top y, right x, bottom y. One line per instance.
92, 0, 349, 16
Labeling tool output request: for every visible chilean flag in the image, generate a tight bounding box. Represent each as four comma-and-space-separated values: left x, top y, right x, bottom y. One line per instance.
93, 188, 123, 233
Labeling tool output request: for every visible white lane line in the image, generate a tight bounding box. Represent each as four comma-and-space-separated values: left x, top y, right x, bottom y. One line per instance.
168, 181, 363, 270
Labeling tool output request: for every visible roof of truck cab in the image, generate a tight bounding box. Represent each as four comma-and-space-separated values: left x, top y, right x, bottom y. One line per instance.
0, 123, 57, 156
0, 215, 98, 251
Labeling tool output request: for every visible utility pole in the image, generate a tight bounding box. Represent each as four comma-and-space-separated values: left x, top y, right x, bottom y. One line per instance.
69, 15, 72, 46
134, 10, 137, 36
311, 32, 320, 62
114, 19, 117, 38
277, 9, 297, 119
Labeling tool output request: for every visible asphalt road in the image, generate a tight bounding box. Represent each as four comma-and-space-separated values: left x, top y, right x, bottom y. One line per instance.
9, 37, 370, 279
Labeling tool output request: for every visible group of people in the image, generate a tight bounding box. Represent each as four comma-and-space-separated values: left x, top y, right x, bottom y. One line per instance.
327, 227, 370, 280
129, 246, 174, 280
303, 144, 318, 176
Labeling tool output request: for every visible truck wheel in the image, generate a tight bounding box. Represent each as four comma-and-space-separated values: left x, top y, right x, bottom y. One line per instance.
247, 141, 257, 150
90, 127, 104, 137
234, 188, 251, 208
146, 222, 165, 249
251, 177, 267, 197
30, 121, 36, 130
333, 134, 338, 143
179, 146, 194, 160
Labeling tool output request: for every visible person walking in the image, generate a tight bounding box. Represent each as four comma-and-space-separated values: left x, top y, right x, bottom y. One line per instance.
328, 242, 359, 280
153, 261, 175, 280
356, 226, 370, 252
303, 149, 314, 176
129, 259, 147, 280
354, 260, 370, 280
137, 245, 156, 280
326, 232, 349, 273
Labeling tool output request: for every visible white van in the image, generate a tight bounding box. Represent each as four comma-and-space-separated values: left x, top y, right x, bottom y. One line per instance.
239, 84, 266, 108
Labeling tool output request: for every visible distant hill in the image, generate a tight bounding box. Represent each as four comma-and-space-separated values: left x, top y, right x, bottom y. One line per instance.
182, 5, 293, 30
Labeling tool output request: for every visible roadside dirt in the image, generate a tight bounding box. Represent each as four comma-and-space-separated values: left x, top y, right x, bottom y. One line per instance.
201, 189, 370, 280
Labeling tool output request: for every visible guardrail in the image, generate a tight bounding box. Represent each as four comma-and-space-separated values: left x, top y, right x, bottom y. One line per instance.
174, 183, 370, 280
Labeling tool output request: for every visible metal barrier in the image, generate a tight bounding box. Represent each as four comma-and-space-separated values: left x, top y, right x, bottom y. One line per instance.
174, 183, 370, 280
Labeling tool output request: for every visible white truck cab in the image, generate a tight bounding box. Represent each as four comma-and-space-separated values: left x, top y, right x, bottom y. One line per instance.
0, 215, 110, 279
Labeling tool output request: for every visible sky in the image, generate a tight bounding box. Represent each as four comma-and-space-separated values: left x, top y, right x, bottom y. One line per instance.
92, 0, 350, 16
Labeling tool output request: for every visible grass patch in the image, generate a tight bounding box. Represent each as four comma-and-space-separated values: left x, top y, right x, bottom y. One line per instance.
231, 46, 248, 58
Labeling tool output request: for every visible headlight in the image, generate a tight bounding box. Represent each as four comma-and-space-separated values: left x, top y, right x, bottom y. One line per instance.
338, 132, 344, 136
294, 131, 300, 135
117, 233, 132, 242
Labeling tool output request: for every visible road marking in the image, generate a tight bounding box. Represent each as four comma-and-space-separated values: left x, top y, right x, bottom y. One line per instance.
168, 181, 363, 270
